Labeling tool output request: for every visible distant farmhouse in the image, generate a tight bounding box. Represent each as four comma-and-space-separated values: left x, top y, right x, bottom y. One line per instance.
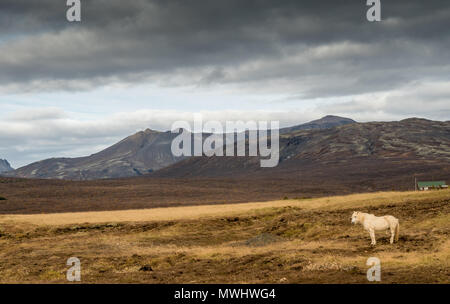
417, 181, 448, 191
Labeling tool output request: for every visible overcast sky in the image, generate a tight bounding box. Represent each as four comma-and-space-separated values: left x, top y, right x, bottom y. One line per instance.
1, 0, 449, 168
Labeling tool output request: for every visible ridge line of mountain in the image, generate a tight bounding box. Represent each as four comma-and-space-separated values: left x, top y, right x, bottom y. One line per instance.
4, 115, 449, 180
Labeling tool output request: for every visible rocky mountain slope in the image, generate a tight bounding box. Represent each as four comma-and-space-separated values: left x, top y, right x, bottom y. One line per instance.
0, 159, 13, 173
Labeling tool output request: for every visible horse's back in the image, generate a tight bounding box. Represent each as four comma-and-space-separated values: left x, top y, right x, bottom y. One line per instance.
383, 215, 398, 222
383, 215, 399, 228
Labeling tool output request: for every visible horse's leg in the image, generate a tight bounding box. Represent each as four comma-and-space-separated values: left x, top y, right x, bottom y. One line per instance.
369, 229, 376, 245
389, 225, 395, 244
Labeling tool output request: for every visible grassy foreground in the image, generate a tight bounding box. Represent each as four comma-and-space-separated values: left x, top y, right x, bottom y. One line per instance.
0, 190, 448, 283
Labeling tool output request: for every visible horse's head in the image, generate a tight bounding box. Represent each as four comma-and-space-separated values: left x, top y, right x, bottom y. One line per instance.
351, 211, 359, 224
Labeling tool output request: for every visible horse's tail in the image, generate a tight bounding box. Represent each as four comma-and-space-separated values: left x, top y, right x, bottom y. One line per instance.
394, 221, 400, 242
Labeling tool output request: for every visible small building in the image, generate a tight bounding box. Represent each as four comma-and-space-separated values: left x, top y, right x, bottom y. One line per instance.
417, 181, 448, 191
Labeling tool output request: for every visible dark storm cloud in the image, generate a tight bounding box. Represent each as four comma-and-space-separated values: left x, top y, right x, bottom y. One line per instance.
1, 0, 450, 97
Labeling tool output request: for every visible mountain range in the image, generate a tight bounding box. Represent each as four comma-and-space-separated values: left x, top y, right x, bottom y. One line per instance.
4, 115, 352, 180
153, 117, 450, 180
3, 115, 450, 182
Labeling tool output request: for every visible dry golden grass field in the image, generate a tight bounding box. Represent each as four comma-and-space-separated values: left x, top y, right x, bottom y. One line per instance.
0, 190, 448, 283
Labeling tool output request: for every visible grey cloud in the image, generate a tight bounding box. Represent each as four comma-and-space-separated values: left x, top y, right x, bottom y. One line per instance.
322, 81, 450, 121
9, 107, 68, 121
1, 0, 450, 97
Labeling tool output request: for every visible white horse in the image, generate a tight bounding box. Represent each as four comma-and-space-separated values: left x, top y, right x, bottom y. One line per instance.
351, 211, 399, 245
